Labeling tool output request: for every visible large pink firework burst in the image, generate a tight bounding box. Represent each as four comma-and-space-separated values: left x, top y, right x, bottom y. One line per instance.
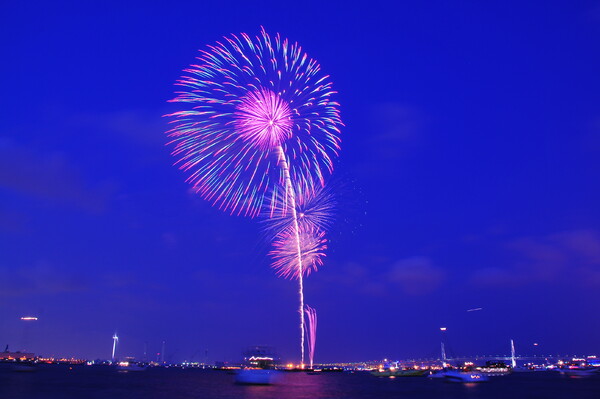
166, 27, 342, 217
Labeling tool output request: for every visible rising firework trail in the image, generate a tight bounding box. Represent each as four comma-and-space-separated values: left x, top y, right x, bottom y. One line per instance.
166, 28, 342, 364
304, 305, 317, 368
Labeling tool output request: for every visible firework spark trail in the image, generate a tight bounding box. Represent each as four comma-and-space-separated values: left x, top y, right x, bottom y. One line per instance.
269, 148, 333, 364
267, 176, 328, 364
276, 145, 306, 364
304, 305, 317, 368
166, 28, 342, 365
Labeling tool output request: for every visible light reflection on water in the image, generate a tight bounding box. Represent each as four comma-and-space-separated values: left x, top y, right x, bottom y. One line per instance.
240, 371, 331, 399
1, 366, 599, 399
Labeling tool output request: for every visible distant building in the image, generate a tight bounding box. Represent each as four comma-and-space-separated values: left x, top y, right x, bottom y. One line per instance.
0, 351, 35, 360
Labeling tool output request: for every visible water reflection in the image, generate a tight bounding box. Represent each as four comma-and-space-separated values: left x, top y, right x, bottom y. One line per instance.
2, 366, 598, 399
238, 371, 331, 399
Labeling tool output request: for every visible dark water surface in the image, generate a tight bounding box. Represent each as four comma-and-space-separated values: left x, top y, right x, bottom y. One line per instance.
1, 366, 599, 399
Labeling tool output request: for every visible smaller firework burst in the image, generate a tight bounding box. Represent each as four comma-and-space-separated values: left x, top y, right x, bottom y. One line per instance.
269, 225, 327, 279
263, 185, 336, 238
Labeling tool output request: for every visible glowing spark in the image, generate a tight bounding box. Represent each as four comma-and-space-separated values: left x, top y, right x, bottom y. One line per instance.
20, 317, 38, 321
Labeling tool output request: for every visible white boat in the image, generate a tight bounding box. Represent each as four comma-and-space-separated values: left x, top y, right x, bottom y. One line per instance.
427, 370, 447, 379
116, 361, 147, 372
430, 341, 487, 382
477, 361, 511, 376
558, 367, 599, 378
235, 368, 281, 385
443, 369, 489, 383
371, 367, 427, 377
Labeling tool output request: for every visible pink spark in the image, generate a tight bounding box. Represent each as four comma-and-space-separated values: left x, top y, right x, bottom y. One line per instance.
234, 88, 293, 150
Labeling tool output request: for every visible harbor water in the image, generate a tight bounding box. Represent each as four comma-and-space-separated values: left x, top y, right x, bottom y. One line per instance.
1, 366, 599, 399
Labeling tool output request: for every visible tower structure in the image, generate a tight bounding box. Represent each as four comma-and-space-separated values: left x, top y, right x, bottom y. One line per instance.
111, 333, 119, 363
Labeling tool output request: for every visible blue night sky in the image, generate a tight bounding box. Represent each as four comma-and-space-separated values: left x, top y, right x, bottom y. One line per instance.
1, 1, 599, 363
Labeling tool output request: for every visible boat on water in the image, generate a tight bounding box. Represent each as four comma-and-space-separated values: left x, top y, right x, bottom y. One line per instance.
305, 367, 344, 374
557, 360, 600, 378
558, 367, 599, 378
513, 363, 547, 372
477, 361, 511, 376
427, 341, 487, 382
116, 361, 147, 372
371, 367, 426, 377
427, 366, 489, 383
443, 369, 489, 383
234, 346, 281, 385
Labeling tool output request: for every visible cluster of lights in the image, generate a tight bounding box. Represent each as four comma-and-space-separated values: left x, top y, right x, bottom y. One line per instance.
247, 356, 274, 363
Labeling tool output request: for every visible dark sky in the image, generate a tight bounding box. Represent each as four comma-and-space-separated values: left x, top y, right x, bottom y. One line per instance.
1, 1, 599, 364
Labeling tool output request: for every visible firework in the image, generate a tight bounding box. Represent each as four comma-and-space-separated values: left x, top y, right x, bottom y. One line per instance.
166, 28, 342, 365
304, 305, 317, 368
270, 225, 327, 279
166, 27, 342, 217
263, 184, 336, 239
265, 185, 334, 279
